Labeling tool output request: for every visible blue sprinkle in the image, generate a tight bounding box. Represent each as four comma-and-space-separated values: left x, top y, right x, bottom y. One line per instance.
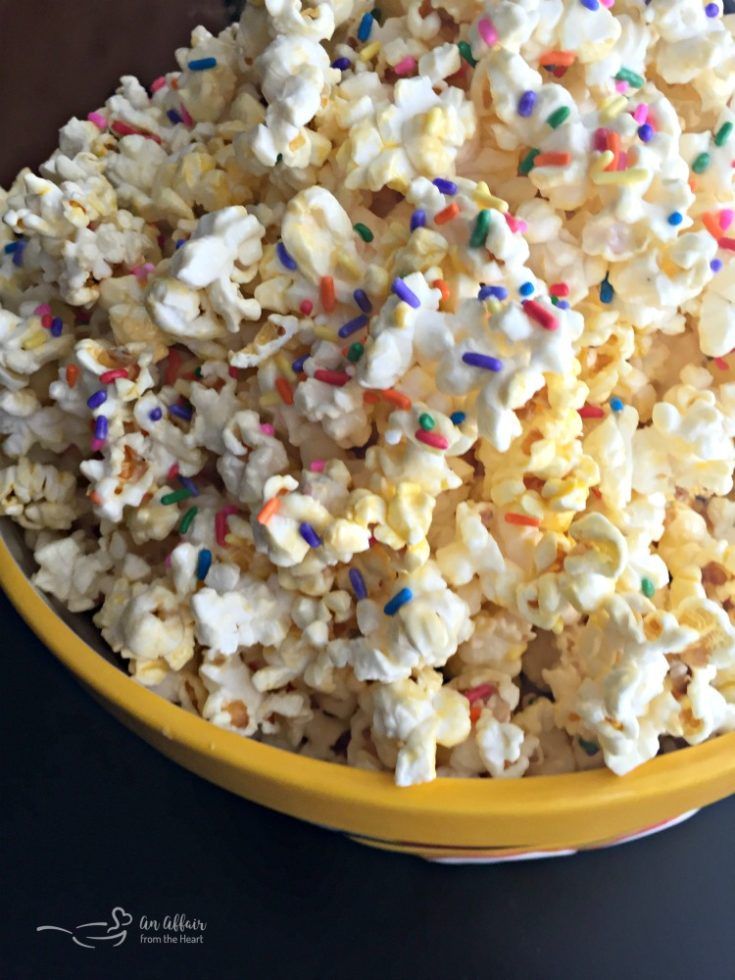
338, 314, 369, 339
357, 12, 373, 41
711, 258, 724, 272
349, 568, 367, 600
179, 475, 200, 497
638, 123, 654, 143
392, 278, 421, 308
384, 587, 413, 616
169, 403, 193, 421
433, 177, 458, 195
292, 354, 310, 373
668, 211, 683, 226
450, 411, 466, 425
519, 282, 535, 297
148, 407, 163, 421
555, 299, 570, 310
331, 57, 352, 70
705, 2, 719, 15
3, 242, 20, 253
167, 109, 182, 124
50, 316, 64, 337
353, 288, 372, 313
517, 91, 537, 118
87, 390, 107, 410
610, 396, 624, 412
478, 285, 508, 301
11, 240, 26, 267
410, 209, 427, 232
599, 278, 614, 304
188, 56, 218, 72
94, 416, 108, 440
196, 548, 213, 580
299, 522, 322, 548
175, 239, 186, 249
276, 241, 298, 271
462, 351, 503, 372
580, 0, 599, 9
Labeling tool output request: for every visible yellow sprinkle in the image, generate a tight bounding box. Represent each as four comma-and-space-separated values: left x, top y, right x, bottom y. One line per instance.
395, 303, 410, 327
360, 41, 381, 62
592, 168, 649, 186
589, 150, 615, 176
599, 95, 628, 121
474, 181, 509, 212
312, 325, 339, 343
484, 297, 502, 315
259, 391, 281, 407
24, 332, 47, 350
275, 352, 297, 382
424, 106, 443, 137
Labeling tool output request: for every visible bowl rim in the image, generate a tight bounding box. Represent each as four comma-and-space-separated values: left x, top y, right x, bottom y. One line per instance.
3, 532, 735, 848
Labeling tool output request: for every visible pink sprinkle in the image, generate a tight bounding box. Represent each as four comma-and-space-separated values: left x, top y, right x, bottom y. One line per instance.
393, 56, 417, 77
415, 429, 449, 450
34, 303, 52, 316
309, 459, 326, 472
180, 105, 194, 127
714, 356, 729, 371
142, 262, 156, 274
464, 683, 497, 704
617, 150, 629, 170
600, 0, 613, 6
720, 209, 734, 231
90, 438, 105, 452
504, 213, 527, 234
150, 76, 167, 93
477, 17, 498, 46
260, 423, 276, 436
164, 552, 173, 568
99, 368, 129, 384
632, 103, 649, 124
87, 111, 108, 130
615, 80, 628, 94
299, 299, 314, 316
593, 127, 609, 152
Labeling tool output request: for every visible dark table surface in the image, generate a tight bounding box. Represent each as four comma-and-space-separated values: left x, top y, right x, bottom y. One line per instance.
2, 2, 735, 977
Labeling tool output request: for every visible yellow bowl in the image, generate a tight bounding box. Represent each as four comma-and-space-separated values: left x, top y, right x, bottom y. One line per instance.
3, 523, 735, 861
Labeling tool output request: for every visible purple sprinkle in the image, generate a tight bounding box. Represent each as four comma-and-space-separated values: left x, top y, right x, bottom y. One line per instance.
169, 403, 193, 421
711, 258, 724, 272
87, 390, 107, 409
349, 568, 367, 600
292, 354, 310, 373
167, 109, 182, 124
637, 123, 654, 142
179, 475, 200, 497
175, 239, 186, 249
433, 177, 458, 195
148, 406, 163, 421
556, 299, 570, 309
392, 278, 421, 308
462, 351, 503, 371
353, 288, 372, 313
276, 241, 298, 271
50, 316, 63, 337
338, 314, 369, 339
331, 57, 352, 70
94, 416, 108, 440
410, 210, 427, 232
478, 284, 508, 300
299, 522, 322, 548
517, 91, 537, 117
705, 2, 719, 15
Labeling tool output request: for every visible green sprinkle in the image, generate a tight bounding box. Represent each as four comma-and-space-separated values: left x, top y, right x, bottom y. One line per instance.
578, 737, 599, 757
194, 366, 203, 378
179, 506, 198, 534
353, 222, 374, 243
641, 577, 655, 598
715, 122, 733, 147
371, 7, 382, 22
519, 148, 540, 175
161, 488, 193, 505
458, 41, 477, 68
469, 209, 491, 248
418, 412, 435, 431
347, 342, 364, 363
550, 296, 559, 306
615, 67, 644, 88
692, 151, 711, 174
546, 106, 571, 129
276, 153, 283, 164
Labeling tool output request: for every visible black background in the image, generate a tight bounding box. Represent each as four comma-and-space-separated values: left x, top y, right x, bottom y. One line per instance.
2, 2, 735, 977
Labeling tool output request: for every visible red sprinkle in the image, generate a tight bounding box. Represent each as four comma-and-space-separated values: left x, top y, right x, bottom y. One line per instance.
299, 299, 314, 316
464, 683, 497, 704
593, 127, 609, 152
314, 369, 350, 387
215, 505, 239, 546
228, 366, 239, 379
164, 348, 182, 386
275, 377, 294, 405
549, 282, 570, 297
99, 368, 129, 384
714, 356, 729, 371
65, 364, 79, 388
435, 203, 460, 225
167, 462, 180, 481
579, 404, 605, 418
415, 429, 449, 450
505, 513, 542, 527
41, 314, 53, 329
522, 299, 558, 331
718, 237, 735, 251
320, 276, 336, 313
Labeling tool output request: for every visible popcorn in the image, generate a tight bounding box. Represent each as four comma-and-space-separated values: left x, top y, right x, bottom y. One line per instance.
4, 0, 735, 786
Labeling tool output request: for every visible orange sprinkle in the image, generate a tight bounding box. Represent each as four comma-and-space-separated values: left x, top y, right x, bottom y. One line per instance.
505, 512, 542, 527
89, 491, 102, 506
470, 704, 483, 724
689, 176, 698, 193
435, 203, 460, 225
275, 376, 294, 406
257, 497, 281, 525
539, 50, 576, 67
363, 391, 381, 405
432, 278, 451, 304
320, 275, 336, 313
381, 388, 412, 410
533, 152, 572, 167
65, 364, 80, 388
702, 212, 722, 239
605, 131, 621, 172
